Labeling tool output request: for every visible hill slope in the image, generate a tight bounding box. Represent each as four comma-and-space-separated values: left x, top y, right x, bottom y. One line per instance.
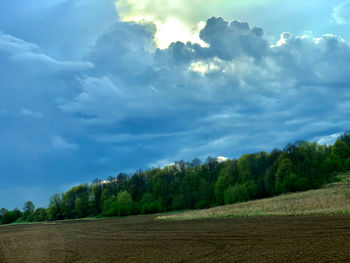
157, 173, 350, 220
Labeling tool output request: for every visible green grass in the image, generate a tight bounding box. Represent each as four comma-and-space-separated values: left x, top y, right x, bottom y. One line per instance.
156, 173, 350, 220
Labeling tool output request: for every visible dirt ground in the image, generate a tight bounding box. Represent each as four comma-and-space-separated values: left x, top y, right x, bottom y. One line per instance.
0, 215, 350, 263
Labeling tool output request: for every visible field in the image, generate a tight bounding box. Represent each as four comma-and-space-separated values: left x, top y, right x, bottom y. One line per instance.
1, 174, 350, 262
0, 215, 350, 262
158, 173, 350, 220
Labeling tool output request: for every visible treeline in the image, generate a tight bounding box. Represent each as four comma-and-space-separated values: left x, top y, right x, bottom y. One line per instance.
1, 132, 350, 224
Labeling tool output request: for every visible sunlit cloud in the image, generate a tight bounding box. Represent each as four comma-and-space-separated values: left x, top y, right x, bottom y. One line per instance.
115, 0, 272, 48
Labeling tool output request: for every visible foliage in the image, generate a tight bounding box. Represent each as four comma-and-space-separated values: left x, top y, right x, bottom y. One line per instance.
3, 131, 350, 223
1, 209, 22, 224
34, 208, 48, 221
224, 184, 250, 204
117, 191, 133, 216
102, 196, 118, 217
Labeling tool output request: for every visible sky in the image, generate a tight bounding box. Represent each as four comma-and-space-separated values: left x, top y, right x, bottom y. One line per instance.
1, 0, 350, 209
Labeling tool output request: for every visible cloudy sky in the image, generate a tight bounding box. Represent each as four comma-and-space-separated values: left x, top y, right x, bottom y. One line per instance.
1, 0, 350, 209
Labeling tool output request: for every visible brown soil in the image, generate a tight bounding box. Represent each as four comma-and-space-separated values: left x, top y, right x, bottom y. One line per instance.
0, 215, 350, 263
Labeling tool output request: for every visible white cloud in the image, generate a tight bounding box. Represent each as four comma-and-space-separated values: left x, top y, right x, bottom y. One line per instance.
314, 133, 341, 145
12, 52, 94, 72
332, 1, 350, 25
0, 32, 39, 53
217, 156, 229, 162
0, 32, 94, 72
20, 108, 44, 118
51, 135, 78, 150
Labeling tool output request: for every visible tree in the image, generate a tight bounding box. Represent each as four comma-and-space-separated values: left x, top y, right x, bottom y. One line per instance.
48, 193, 64, 220
224, 184, 249, 204
215, 175, 227, 205
23, 201, 35, 217
34, 208, 48, 221
128, 172, 146, 202
75, 194, 90, 218
182, 170, 200, 209
63, 184, 90, 219
91, 179, 103, 215
196, 179, 213, 209
345, 157, 350, 171
333, 140, 350, 159
117, 191, 133, 216
340, 131, 350, 146
264, 167, 276, 196
102, 196, 118, 217
275, 158, 293, 194
1, 209, 22, 225
116, 173, 128, 192
0, 208, 7, 218
191, 158, 202, 168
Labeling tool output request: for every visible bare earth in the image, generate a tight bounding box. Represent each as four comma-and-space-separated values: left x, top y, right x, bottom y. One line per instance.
0, 215, 350, 263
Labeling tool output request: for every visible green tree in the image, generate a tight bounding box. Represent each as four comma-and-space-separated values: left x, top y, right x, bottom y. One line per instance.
48, 193, 64, 220
34, 208, 48, 221
1, 209, 22, 225
224, 184, 249, 204
275, 158, 293, 194
91, 179, 103, 215
196, 179, 213, 209
215, 175, 227, 205
340, 131, 350, 146
117, 191, 133, 216
182, 170, 200, 209
0, 208, 8, 223
23, 201, 35, 219
330, 140, 350, 171
75, 193, 90, 218
345, 157, 350, 172
102, 196, 118, 217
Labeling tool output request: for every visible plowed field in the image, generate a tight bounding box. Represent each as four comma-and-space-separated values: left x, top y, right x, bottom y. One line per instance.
1, 215, 350, 262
